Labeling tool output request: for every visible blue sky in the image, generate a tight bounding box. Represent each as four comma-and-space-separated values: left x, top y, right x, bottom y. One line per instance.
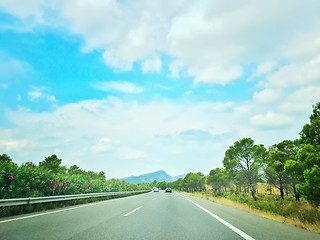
0, 0, 320, 178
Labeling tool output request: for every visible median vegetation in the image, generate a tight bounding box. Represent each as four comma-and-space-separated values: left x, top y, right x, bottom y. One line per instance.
153, 102, 320, 233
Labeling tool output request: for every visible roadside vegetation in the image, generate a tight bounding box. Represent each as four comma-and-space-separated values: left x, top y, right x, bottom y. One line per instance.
0, 154, 150, 217
153, 102, 320, 233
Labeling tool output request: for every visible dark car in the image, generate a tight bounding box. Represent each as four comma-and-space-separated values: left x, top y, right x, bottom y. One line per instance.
165, 187, 172, 193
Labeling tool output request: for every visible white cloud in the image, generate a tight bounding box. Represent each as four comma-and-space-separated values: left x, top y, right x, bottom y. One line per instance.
0, 139, 29, 151
141, 56, 162, 73
28, 87, 56, 102
250, 112, 293, 128
249, 61, 277, 80
253, 88, 282, 104
190, 64, 243, 85
0, 0, 44, 21
279, 86, 320, 114
92, 81, 144, 94
1, 0, 320, 177
3, 96, 310, 178
1, 0, 320, 87
91, 137, 118, 152
119, 149, 147, 160
267, 61, 320, 88
0, 56, 32, 80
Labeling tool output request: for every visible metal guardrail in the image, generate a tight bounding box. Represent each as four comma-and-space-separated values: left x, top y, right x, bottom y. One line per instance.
0, 190, 150, 207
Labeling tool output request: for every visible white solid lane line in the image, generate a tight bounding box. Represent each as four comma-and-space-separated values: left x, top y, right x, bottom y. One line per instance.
123, 206, 142, 217
179, 194, 255, 240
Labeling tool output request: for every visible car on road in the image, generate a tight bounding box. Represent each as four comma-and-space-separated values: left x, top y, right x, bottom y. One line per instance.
153, 187, 159, 192
165, 187, 172, 193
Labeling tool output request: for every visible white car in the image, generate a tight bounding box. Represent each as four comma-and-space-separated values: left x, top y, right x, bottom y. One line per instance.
153, 187, 159, 192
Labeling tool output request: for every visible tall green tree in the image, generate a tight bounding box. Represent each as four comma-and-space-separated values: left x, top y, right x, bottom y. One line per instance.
0, 154, 12, 163
286, 102, 320, 206
266, 140, 300, 200
68, 165, 83, 175
39, 154, 65, 174
223, 138, 266, 200
207, 168, 228, 194
98, 171, 106, 180
183, 172, 205, 192
300, 102, 320, 146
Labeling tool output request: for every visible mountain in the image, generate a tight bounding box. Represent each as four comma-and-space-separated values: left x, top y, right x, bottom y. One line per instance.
172, 174, 186, 181
119, 170, 174, 184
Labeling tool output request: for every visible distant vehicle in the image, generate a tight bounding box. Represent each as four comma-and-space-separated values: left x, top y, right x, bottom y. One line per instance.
165, 187, 172, 193
153, 187, 159, 192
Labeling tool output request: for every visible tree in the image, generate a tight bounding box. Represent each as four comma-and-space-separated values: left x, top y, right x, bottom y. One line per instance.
39, 154, 65, 174
223, 138, 266, 200
286, 102, 320, 206
0, 154, 12, 163
183, 172, 205, 192
300, 102, 320, 146
98, 171, 106, 180
294, 144, 320, 206
68, 165, 83, 175
266, 140, 300, 200
207, 168, 228, 195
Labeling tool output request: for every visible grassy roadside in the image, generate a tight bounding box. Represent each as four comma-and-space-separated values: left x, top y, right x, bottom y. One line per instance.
183, 191, 320, 234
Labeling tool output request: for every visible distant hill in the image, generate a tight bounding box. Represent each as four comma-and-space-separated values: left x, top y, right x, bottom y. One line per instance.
172, 174, 186, 181
118, 170, 174, 184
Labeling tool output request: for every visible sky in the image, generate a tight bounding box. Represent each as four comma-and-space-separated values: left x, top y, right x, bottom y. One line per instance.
0, 0, 319, 179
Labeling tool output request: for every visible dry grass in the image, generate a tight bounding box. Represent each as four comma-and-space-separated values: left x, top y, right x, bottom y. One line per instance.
183, 191, 320, 234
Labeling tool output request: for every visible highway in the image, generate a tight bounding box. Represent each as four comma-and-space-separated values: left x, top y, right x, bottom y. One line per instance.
0, 191, 319, 240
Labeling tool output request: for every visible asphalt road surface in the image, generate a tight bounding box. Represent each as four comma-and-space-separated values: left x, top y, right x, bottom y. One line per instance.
0, 191, 319, 240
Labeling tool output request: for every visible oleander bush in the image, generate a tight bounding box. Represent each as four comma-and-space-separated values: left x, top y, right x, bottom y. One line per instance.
0, 156, 149, 199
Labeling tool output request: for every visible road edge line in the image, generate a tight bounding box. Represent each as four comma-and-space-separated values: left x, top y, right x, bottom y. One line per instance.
179, 194, 255, 240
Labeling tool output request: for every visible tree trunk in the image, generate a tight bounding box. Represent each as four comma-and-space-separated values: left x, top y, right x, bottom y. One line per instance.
249, 183, 257, 201
280, 188, 284, 200
293, 184, 300, 201
251, 189, 257, 201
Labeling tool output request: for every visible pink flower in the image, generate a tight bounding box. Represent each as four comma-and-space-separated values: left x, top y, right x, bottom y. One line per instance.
62, 187, 64, 189
34, 174, 37, 177
1, 170, 4, 173
28, 189, 30, 191
29, 168, 31, 170
9, 176, 13, 180
50, 181, 53, 184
